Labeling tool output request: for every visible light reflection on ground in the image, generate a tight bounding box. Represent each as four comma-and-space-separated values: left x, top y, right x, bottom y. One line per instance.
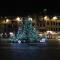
0, 41, 60, 60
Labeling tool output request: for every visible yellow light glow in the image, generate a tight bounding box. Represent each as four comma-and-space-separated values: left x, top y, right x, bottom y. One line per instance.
6, 19, 9, 23
39, 34, 43, 37
52, 16, 58, 20
46, 31, 53, 34
46, 31, 56, 34
44, 16, 49, 21
16, 17, 21, 21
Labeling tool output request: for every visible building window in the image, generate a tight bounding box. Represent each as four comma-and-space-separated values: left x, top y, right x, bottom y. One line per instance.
54, 28, 55, 31
56, 28, 57, 31
56, 23, 57, 26
51, 28, 53, 31
47, 22, 49, 25
57, 28, 59, 31
51, 22, 52, 25
59, 28, 60, 31
53, 22, 55, 25
58, 23, 60, 26
43, 24, 45, 26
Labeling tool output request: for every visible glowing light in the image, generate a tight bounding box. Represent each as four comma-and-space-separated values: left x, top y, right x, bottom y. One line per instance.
46, 31, 53, 34
18, 40, 21, 44
46, 31, 56, 34
39, 34, 43, 37
52, 16, 58, 20
16, 17, 21, 21
28, 17, 32, 21
58, 39, 60, 41
9, 32, 14, 37
40, 38, 46, 42
44, 16, 49, 21
10, 32, 13, 35
6, 19, 9, 23
11, 17, 41, 42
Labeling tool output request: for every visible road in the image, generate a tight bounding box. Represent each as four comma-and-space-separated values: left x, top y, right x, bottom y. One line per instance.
0, 42, 60, 60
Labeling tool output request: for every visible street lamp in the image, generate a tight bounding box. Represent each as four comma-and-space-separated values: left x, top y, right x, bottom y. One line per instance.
16, 17, 22, 22
4, 18, 10, 37
44, 16, 49, 21
6, 19, 10, 23
52, 16, 58, 21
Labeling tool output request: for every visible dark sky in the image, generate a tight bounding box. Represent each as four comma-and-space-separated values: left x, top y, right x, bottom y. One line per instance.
0, 0, 60, 16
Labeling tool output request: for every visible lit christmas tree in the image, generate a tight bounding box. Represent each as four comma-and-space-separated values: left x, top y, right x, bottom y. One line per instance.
10, 17, 41, 43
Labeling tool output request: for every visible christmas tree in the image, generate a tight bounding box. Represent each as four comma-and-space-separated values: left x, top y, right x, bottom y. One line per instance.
11, 17, 41, 43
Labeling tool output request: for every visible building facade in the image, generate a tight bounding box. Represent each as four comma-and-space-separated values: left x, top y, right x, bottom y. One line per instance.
31, 15, 60, 39
0, 16, 60, 39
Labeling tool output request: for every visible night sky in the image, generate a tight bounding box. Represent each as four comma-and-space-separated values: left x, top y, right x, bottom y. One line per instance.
0, 0, 60, 16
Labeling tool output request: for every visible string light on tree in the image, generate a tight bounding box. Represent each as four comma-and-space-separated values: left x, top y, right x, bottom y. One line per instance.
11, 17, 41, 43
18, 40, 21, 44
28, 17, 32, 21
10, 17, 48, 43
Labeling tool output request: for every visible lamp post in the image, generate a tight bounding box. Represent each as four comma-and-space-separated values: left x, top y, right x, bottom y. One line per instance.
4, 18, 10, 38
3, 18, 7, 38
43, 9, 47, 20
15, 17, 22, 36
5, 17, 7, 33
43, 9, 47, 32
5, 19, 9, 32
